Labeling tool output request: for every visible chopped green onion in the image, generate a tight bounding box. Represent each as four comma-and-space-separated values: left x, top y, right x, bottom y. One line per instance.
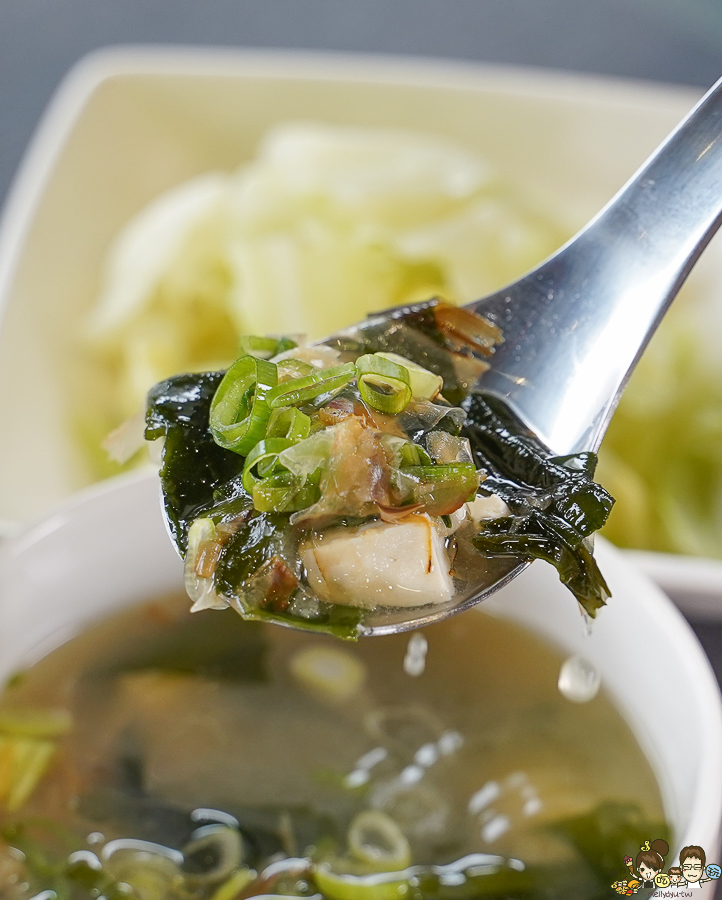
210, 356, 277, 456
250, 472, 311, 512
314, 861, 410, 900
402, 463, 477, 482
242, 438, 320, 511
237, 334, 297, 359
395, 463, 481, 516
210, 868, 257, 900
376, 352, 443, 401
267, 363, 355, 409
277, 358, 317, 381
398, 442, 432, 468
348, 811, 411, 872
242, 438, 295, 495
356, 355, 412, 415
267, 407, 312, 443
289, 646, 366, 704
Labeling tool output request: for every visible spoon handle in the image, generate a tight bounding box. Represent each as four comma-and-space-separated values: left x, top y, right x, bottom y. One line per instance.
472, 76, 722, 456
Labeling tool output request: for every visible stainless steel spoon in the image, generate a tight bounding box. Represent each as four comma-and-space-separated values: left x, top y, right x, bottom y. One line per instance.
344, 74, 722, 635
164, 76, 722, 636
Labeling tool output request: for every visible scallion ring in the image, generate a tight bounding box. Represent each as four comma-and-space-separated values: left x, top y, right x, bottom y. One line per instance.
267, 407, 312, 443
355, 355, 412, 415
209, 356, 277, 456
267, 363, 356, 409
252, 470, 320, 513
241, 438, 295, 496
237, 334, 297, 359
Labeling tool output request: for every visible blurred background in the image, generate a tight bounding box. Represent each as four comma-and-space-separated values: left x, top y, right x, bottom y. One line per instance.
2, 0, 722, 206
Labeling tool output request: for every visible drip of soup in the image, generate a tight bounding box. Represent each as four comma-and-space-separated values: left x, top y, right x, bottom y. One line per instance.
0, 595, 667, 899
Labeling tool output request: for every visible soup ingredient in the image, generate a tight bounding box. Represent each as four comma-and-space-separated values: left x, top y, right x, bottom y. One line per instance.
0, 595, 669, 900
289, 645, 366, 704
303, 516, 454, 609
146, 302, 614, 636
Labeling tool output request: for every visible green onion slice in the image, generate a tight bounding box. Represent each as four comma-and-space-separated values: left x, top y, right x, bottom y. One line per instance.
398, 441, 432, 468
267, 406, 312, 443
402, 463, 478, 483
277, 358, 317, 381
267, 363, 356, 409
237, 334, 297, 359
252, 470, 320, 513
356, 355, 412, 415
242, 438, 295, 495
209, 356, 277, 456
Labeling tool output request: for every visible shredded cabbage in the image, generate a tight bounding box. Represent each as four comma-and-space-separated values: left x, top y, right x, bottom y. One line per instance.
598, 298, 722, 558
85, 123, 564, 466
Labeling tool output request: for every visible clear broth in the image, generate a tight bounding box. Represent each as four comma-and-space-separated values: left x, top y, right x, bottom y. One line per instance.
0, 595, 667, 898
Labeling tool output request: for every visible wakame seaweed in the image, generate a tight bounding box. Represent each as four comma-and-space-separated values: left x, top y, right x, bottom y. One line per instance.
145, 371, 244, 553
462, 394, 614, 617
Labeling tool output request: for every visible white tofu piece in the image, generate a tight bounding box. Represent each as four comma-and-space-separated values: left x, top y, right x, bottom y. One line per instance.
467, 494, 510, 521
302, 515, 453, 609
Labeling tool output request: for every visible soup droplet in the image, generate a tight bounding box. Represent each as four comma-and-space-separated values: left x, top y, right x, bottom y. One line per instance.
404, 632, 428, 677
558, 655, 601, 703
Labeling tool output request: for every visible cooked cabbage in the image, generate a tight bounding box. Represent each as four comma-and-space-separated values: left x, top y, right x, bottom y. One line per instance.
84, 123, 564, 461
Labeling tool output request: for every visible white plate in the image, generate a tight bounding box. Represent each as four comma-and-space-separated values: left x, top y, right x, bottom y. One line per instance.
0, 47, 717, 605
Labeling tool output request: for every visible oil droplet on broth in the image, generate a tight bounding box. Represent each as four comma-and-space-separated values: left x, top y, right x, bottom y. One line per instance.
558, 654, 601, 703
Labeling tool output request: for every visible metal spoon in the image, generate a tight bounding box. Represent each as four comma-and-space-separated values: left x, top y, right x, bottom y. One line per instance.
166, 76, 722, 636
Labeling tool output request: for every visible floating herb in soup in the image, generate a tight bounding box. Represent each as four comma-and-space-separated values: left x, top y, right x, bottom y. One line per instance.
0, 594, 667, 900
144, 300, 614, 638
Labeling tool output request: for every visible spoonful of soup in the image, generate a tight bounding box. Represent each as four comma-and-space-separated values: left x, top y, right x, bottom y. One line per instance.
145, 75, 722, 638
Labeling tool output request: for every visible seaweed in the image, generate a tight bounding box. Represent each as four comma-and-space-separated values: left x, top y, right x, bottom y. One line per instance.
145, 371, 243, 553
462, 393, 614, 616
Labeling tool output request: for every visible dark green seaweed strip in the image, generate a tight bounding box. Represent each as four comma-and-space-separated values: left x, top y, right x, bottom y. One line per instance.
462, 393, 614, 616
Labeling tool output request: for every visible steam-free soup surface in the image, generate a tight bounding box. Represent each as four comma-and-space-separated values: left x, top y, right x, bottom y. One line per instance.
0, 595, 666, 899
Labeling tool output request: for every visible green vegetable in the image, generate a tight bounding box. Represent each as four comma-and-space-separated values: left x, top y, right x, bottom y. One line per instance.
462, 394, 614, 616
146, 371, 243, 553
550, 801, 670, 887
376, 352, 444, 401
347, 811, 411, 872
242, 438, 296, 495
267, 406, 312, 442
238, 334, 297, 359
600, 317, 722, 557
355, 354, 412, 414
210, 356, 278, 456
267, 363, 356, 408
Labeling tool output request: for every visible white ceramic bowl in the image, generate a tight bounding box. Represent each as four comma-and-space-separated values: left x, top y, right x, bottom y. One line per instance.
0, 468, 720, 887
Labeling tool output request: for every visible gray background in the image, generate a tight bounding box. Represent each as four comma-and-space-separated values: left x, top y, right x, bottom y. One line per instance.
2, 0, 722, 207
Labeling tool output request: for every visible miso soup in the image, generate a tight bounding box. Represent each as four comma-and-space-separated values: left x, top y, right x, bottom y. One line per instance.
0, 595, 667, 899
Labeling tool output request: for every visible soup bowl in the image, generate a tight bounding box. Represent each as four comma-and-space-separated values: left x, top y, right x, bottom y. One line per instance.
0, 468, 721, 893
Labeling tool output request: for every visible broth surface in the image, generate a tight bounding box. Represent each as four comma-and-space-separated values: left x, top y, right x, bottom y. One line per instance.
0, 595, 667, 898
